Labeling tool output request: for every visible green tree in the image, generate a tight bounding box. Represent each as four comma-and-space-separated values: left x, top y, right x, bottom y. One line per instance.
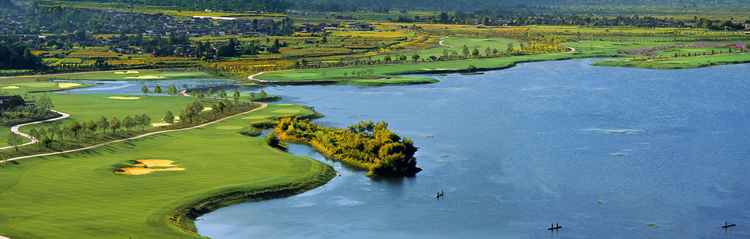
163, 111, 175, 125
259, 90, 268, 99
86, 120, 97, 143
383, 55, 391, 63
412, 53, 420, 62
485, 47, 491, 56
471, 48, 479, 57
167, 85, 178, 96
190, 90, 197, 96
42, 136, 52, 148
217, 101, 226, 115
141, 85, 149, 95
123, 115, 135, 133
140, 114, 151, 131
154, 85, 162, 94
482, 16, 490, 26
69, 121, 82, 139
208, 88, 214, 96
219, 89, 227, 99
7, 132, 21, 151
492, 48, 498, 56
233, 90, 240, 101
507, 43, 514, 53
249, 92, 256, 103
110, 117, 120, 134
98, 116, 109, 134
198, 91, 205, 101
462, 45, 470, 57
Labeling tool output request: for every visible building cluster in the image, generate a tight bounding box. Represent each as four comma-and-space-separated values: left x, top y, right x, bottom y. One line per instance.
293, 23, 374, 33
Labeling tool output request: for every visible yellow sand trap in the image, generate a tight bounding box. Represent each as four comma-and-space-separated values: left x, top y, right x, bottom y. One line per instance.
124, 75, 165, 79
203, 107, 212, 111
114, 70, 140, 74
108, 96, 140, 100
133, 159, 178, 167
174, 116, 181, 120
1, 86, 19, 89
116, 167, 185, 175
58, 83, 81, 88
116, 159, 184, 175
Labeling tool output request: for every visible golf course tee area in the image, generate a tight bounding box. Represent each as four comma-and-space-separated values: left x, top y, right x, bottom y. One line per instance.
0, 103, 336, 238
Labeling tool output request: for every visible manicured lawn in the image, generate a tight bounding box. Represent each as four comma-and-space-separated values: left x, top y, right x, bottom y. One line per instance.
0, 81, 94, 94
416, 36, 522, 59
592, 52, 750, 69
339, 77, 439, 86
0, 103, 335, 238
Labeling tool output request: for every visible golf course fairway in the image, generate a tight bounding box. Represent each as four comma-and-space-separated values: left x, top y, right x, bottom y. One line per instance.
0, 103, 337, 238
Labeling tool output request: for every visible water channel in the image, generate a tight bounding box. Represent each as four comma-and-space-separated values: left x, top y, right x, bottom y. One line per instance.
64, 58, 750, 238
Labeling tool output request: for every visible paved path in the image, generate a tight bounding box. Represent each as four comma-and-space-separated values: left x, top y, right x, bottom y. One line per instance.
438, 36, 452, 48
0, 103, 267, 164
0, 110, 70, 151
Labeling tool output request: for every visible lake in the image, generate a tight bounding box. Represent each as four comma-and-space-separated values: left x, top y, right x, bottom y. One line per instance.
66, 59, 750, 238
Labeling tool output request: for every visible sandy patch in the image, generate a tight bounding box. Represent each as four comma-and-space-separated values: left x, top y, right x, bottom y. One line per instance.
272, 109, 300, 113
152, 123, 170, 127
216, 126, 243, 129
114, 70, 140, 74
133, 159, 178, 167
243, 115, 268, 119
124, 75, 165, 79
2, 86, 19, 89
58, 83, 82, 88
116, 167, 184, 175
276, 104, 294, 106
203, 107, 212, 111
108, 96, 140, 100
421, 68, 459, 71
174, 116, 181, 120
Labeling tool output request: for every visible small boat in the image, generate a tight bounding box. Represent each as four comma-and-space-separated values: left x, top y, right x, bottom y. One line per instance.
426, 135, 434, 138
548, 223, 562, 230
722, 222, 736, 229
336, 173, 341, 177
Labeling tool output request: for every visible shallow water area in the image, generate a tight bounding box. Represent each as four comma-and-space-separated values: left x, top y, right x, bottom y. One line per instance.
195, 58, 750, 238
55, 79, 232, 95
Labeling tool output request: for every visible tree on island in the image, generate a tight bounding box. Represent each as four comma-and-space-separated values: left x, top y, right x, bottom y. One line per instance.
141, 85, 149, 95
259, 90, 267, 99
167, 85, 178, 96
154, 85, 162, 94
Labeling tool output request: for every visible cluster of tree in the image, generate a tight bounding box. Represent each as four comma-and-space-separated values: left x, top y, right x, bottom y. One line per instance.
0, 41, 44, 70
413, 10, 688, 28
0, 94, 56, 125
140, 84, 180, 96
161, 99, 257, 128
274, 118, 421, 176
6, 114, 152, 151
696, 17, 745, 30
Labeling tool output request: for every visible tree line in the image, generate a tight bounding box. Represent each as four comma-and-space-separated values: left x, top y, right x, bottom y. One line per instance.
274, 118, 421, 176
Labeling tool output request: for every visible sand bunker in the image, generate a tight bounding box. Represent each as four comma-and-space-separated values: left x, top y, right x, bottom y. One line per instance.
116, 167, 185, 175
174, 116, 181, 120
152, 123, 170, 127
216, 126, 243, 129
203, 107, 212, 111
421, 68, 458, 71
114, 70, 140, 74
1, 86, 19, 89
272, 109, 300, 113
108, 96, 140, 100
124, 75, 165, 79
116, 159, 184, 175
276, 104, 294, 106
58, 83, 81, 88
133, 159, 178, 167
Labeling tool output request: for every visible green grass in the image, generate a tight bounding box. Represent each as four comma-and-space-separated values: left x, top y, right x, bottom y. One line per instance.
338, 77, 439, 86
416, 37, 522, 59
0, 103, 335, 238
0, 81, 94, 94
593, 52, 750, 69
0, 70, 211, 81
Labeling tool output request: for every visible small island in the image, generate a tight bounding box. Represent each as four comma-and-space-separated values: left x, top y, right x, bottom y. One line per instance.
274, 117, 422, 176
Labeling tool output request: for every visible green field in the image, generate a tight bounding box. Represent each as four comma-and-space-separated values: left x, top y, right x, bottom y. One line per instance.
338, 77, 439, 86
593, 52, 750, 69
0, 103, 336, 238
0, 81, 93, 94
1, 70, 212, 81
417, 36, 522, 59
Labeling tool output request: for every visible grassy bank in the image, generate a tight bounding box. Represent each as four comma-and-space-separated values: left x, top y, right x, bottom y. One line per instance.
592, 52, 750, 69
338, 77, 439, 86
0, 103, 336, 238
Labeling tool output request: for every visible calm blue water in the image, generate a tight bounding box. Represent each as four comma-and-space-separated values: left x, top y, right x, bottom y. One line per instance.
67, 59, 750, 238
